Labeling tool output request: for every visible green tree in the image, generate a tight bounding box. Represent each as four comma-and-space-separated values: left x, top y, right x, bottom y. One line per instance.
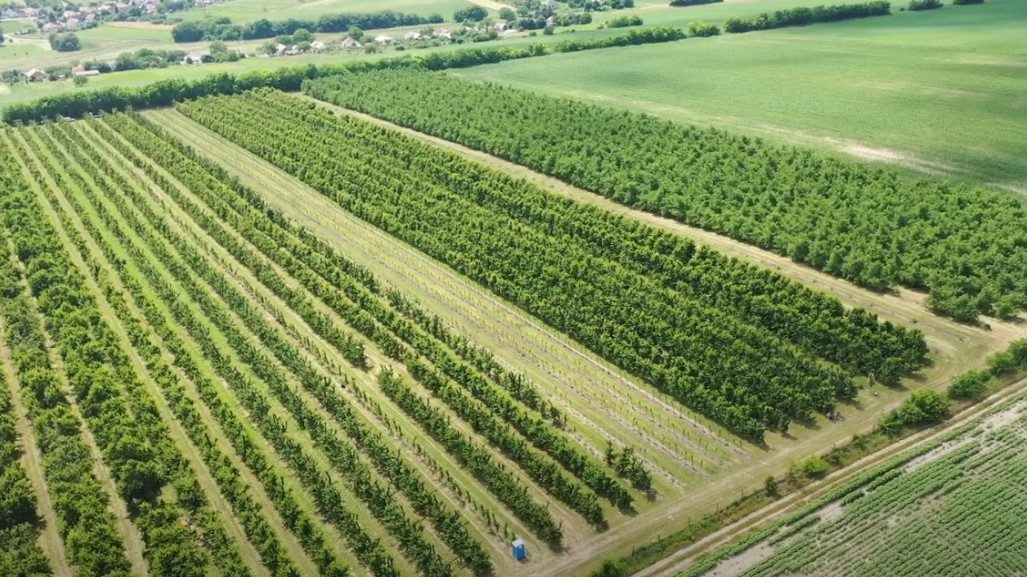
48, 32, 81, 52
948, 370, 988, 400
454, 6, 488, 22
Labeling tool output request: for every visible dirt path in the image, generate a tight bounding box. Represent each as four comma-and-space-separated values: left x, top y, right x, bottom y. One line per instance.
634, 375, 1027, 577
0, 320, 73, 577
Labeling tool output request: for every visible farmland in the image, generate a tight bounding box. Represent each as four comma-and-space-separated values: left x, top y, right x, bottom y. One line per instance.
0, 1, 1025, 576
455, 0, 1027, 188
0, 88, 1016, 576
305, 69, 1027, 321
681, 393, 1027, 577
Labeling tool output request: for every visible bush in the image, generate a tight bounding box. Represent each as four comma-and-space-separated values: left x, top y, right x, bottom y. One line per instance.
908, 0, 942, 9
948, 370, 988, 400
72, 75, 88, 87
607, 15, 644, 27
454, 6, 487, 22
952, 0, 983, 4
802, 456, 829, 479
688, 21, 721, 36
879, 390, 949, 436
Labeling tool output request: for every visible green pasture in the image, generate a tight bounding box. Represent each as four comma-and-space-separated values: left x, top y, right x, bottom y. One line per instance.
456, 0, 1027, 188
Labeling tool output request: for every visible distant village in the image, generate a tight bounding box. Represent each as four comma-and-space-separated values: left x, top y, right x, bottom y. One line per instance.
9, 21, 519, 87
2, 0, 227, 34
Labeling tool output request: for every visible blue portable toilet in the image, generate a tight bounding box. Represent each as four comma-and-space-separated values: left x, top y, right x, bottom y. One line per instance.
511, 538, 526, 562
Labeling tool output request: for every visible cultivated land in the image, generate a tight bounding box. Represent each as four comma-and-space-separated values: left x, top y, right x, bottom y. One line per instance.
1, 1, 1025, 576
455, 0, 1027, 188
147, 95, 1025, 576
681, 391, 1027, 577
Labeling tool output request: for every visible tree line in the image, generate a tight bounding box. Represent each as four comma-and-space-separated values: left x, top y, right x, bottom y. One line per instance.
304, 69, 1027, 321
723, 1, 891, 33
172, 10, 443, 43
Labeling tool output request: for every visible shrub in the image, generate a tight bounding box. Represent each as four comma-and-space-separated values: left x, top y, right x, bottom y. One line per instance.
952, 0, 983, 4
948, 370, 988, 400
879, 390, 949, 436
802, 457, 829, 479
607, 15, 644, 27
454, 6, 487, 22
908, 0, 943, 9
72, 75, 88, 87
688, 21, 721, 36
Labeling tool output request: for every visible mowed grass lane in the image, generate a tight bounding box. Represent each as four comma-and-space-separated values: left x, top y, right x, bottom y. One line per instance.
455, 0, 1027, 188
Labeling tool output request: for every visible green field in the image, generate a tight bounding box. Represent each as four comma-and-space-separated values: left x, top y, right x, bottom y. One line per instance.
455, 0, 1027, 188
1, 2, 1025, 577
683, 396, 1027, 577
177, 0, 476, 22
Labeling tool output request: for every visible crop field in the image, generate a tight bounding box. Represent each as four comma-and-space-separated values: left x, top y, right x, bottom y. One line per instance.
455, 0, 1027, 188
0, 87, 1011, 577
684, 396, 1027, 577
1, 3, 1026, 575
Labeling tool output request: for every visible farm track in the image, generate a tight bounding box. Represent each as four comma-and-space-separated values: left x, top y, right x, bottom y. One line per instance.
6, 131, 152, 577
0, 319, 72, 577
149, 108, 739, 496
144, 103, 1027, 577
